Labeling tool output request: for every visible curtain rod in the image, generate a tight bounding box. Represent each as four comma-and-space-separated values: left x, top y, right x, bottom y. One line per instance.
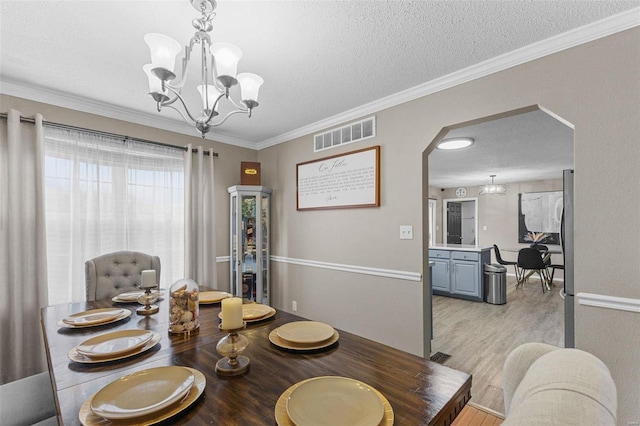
0, 112, 219, 157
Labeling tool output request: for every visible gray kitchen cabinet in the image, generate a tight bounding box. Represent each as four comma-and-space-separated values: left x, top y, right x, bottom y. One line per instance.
429, 246, 491, 302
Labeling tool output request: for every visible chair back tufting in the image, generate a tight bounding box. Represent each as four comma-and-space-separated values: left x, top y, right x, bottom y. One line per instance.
85, 250, 161, 301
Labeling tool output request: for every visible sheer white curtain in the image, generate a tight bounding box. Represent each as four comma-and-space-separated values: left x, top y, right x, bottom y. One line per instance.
44, 126, 185, 304
184, 144, 218, 289
0, 110, 48, 383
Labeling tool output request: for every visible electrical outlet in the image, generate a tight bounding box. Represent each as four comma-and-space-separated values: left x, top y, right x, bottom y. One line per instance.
292, 300, 297, 311
400, 225, 413, 240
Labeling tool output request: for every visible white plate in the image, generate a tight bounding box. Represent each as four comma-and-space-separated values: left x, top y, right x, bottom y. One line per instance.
76, 330, 154, 359
112, 291, 164, 303
62, 308, 125, 326
286, 376, 385, 426
79, 367, 206, 425
58, 309, 132, 329
276, 321, 335, 344
90, 366, 195, 420
199, 291, 231, 304
69, 333, 162, 364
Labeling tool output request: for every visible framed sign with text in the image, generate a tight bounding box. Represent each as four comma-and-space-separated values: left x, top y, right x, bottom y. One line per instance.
296, 145, 380, 210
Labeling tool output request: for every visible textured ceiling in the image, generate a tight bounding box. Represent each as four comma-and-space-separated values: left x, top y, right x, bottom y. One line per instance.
1, 1, 638, 187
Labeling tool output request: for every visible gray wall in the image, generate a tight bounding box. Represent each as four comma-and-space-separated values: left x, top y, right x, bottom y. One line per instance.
259, 28, 640, 422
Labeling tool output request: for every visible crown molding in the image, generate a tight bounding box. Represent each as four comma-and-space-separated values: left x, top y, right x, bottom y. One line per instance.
2, 8, 638, 151
0, 79, 256, 149
257, 7, 640, 150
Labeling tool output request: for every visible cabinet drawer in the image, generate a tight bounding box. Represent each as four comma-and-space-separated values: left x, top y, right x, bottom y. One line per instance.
452, 251, 479, 261
429, 250, 450, 259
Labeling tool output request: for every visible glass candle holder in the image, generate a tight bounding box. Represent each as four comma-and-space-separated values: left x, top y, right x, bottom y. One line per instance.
216, 323, 250, 376
169, 278, 199, 334
136, 288, 159, 316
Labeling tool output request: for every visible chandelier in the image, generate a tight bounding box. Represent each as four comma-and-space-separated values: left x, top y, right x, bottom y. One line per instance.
479, 175, 507, 195
143, 0, 263, 138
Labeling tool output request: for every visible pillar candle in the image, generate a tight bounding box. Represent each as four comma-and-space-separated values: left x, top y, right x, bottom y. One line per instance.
141, 270, 156, 289
221, 297, 243, 329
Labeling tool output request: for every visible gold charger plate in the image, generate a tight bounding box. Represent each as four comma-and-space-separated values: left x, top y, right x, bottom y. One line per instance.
68, 333, 162, 363
58, 309, 132, 329
275, 376, 393, 426
286, 376, 384, 426
199, 291, 232, 304
79, 367, 205, 425
75, 330, 155, 359
112, 291, 164, 303
62, 308, 126, 326
218, 304, 276, 322
276, 321, 335, 344
90, 366, 194, 420
269, 329, 339, 351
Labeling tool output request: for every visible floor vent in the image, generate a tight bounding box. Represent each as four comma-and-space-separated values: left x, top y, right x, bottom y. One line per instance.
430, 352, 451, 364
314, 116, 376, 152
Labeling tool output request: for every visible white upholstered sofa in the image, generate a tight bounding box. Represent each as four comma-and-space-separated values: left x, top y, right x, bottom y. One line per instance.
502, 342, 617, 425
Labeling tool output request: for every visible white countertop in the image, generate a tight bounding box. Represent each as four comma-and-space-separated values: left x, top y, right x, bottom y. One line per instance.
429, 244, 493, 252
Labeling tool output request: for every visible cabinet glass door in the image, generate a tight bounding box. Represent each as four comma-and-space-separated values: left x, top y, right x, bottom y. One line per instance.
241, 195, 257, 299
228, 186, 271, 305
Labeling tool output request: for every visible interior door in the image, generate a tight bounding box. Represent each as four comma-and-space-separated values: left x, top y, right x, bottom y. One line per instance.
447, 202, 462, 244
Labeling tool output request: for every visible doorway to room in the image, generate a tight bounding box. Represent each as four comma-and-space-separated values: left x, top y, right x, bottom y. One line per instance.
422, 105, 575, 413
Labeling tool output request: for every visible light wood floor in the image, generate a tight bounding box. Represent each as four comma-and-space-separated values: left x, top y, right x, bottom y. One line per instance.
452, 403, 504, 426
431, 275, 564, 414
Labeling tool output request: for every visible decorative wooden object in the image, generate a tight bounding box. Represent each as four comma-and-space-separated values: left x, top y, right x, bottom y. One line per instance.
241, 162, 261, 185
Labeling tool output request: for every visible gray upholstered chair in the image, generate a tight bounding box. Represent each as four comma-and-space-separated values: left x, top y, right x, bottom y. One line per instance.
0, 372, 58, 425
85, 250, 161, 301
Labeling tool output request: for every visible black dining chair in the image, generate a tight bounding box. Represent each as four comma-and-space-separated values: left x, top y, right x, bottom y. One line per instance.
530, 244, 552, 270
493, 244, 520, 281
549, 263, 564, 285
517, 248, 551, 292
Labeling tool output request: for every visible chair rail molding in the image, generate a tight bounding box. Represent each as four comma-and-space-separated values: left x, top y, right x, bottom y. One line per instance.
576, 292, 640, 313
270, 255, 422, 282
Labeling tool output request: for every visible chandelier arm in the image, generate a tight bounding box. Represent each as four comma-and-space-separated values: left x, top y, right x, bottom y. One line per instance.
164, 104, 198, 125
162, 85, 199, 123
226, 95, 248, 112
207, 109, 249, 128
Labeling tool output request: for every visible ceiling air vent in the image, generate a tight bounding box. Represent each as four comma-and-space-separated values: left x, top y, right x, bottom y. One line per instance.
314, 116, 376, 152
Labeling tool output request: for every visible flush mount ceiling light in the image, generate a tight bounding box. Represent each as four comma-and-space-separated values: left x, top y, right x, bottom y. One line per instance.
437, 137, 474, 150
479, 174, 507, 195
143, 0, 264, 138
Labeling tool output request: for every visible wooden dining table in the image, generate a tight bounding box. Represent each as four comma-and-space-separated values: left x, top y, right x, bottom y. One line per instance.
41, 290, 471, 425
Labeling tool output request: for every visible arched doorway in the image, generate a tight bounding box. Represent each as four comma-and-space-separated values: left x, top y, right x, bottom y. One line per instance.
422, 105, 574, 413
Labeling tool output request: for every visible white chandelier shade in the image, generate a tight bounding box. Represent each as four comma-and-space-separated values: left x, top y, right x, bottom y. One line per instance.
479, 175, 507, 195
209, 43, 243, 80
144, 33, 182, 73
237, 73, 264, 105
197, 84, 223, 112
143, 64, 167, 96
143, 0, 263, 138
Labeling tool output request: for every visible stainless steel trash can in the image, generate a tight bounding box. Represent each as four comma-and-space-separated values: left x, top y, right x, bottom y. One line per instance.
484, 263, 507, 304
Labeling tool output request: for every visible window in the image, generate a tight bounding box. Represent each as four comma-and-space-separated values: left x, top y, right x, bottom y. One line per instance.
44, 127, 185, 304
